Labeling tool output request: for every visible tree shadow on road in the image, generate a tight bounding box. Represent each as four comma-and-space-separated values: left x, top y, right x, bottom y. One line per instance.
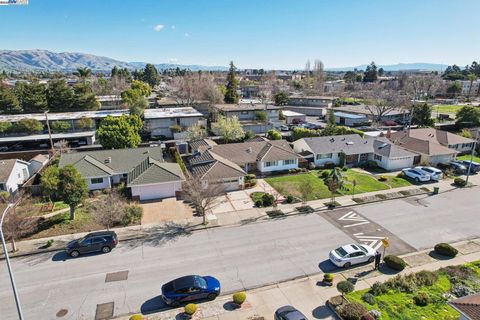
123, 222, 193, 249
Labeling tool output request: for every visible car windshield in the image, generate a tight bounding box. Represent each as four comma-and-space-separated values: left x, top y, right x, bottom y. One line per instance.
359, 245, 368, 253
195, 276, 207, 289
335, 247, 348, 257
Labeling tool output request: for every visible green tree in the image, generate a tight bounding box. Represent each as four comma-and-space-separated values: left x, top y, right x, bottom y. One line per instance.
97, 115, 143, 149
142, 64, 160, 87
76, 117, 94, 130
0, 85, 21, 113
412, 103, 434, 127
337, 280, 354, 298
74, 67, 92, 80
327, 108, 336, 127
446, 81, 462, 98
363, 62, 378, 82
19, 80, 48, 112
72, 82, 100, 110
212, 115, 245, 142
456, 106, 480, 127
224, 61, 239, 104
40, 166, 60, 201
0, 121, 12, 133
255, 111, 267, 121
121, 80, 151, 115
292, 127, 320, 140
14, 118, 43, 133
46, 79, 75, 111
274, 91, 289, 106
58, 165, 88, 220
51, 120, 72, 132
186, 124, 208, 141
129, 98, 148, 117
267, 129, 282, 140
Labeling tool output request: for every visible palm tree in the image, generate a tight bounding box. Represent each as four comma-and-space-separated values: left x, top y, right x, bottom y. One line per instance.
74, 67, 92, 80
467, 73, 477, 98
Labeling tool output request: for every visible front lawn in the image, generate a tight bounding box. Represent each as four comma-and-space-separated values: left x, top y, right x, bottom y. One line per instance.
344, 261, 480, 320
266, 172, 331, 201
432, 104, 466, 114
383, 176, 412, 189
458, 154, 480, 163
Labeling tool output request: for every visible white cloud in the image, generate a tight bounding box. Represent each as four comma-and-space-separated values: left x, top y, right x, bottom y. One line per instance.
184, 32, 190, 37
169, 58, 178, 63
171, 25, 176, 29
153, 24, 164, 32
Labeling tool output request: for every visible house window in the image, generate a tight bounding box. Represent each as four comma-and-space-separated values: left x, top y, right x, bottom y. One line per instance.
316, 153, 332, 160
91, 177, 104, 184
374, 154, 382, 161
241, 111, 249, 115
283, 159, 296, 165
0, 183, 5, 191
265, 161, 278, 167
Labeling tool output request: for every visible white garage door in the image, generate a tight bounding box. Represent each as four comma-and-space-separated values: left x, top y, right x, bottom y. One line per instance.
131, 182, 181, 201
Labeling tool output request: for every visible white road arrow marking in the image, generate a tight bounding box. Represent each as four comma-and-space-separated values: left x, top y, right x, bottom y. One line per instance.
339, 211, 370, 228
353, 233, 385, 250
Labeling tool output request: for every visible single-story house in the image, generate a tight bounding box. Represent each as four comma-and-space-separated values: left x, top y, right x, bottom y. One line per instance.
389, 128, 474, 165
212, 103, 280, 134
0, 159, 31, 194
59, 146, 185, 201
143, 107, 206, 139
282, 110, 307, 124
292, 134, 416, 171
334, 104, 410, 123
334, 112, 370, 127
449, 293, 480, 320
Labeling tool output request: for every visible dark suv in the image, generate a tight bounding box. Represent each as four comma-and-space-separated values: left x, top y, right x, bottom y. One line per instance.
66, 231, 118, 257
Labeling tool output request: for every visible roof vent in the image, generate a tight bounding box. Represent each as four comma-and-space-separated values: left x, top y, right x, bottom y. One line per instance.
346, 141, 354, 145
330, 138, 335, 143
246, 147, 252, 153
104, 157, 112, 164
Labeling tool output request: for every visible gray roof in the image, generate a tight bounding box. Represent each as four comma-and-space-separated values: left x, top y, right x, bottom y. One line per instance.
373, 137, 416, 158
189, 139, 217, 153
189, 150, 245, 180
59, 146, 164, 177
213, 104, 280, 112
335, 104, 408, 116
128, 158, 185, 186
301, 134, 373, 155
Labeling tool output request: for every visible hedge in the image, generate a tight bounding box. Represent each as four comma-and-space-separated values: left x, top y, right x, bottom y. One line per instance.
434, 243, 458, 257
454, 177, 467, 187
384, 255, 406, 271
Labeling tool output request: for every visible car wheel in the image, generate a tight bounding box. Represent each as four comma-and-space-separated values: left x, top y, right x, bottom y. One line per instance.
169, 300, 180, 307
101, 246, 111, 253
415, 177, 420, 182
207, 293, 218, 300
70, 250, 80, 258
343, 262, 351, 268
368, 256, 374, 263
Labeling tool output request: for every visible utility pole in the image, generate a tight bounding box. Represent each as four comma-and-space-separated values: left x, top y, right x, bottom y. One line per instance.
44, 110, 54, 155
0, 203, 25, 320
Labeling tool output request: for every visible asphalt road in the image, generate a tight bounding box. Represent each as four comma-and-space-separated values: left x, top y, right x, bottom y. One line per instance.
1, 187, 479, 320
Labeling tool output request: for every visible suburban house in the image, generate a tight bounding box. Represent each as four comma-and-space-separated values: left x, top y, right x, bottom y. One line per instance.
0, 159, 31, 194
28, 154, 49, 175
449, 293, 480, 320
389, 128, 475, 165
283, 96, 337, 117
212, 103, 280, 134
143, 107, 205, 139
188, 139, 299, 189
334, 104, 410, 123
282, 110, 307, 125
334, 112, 370, 127
59, 146, 185, 201
293, 134, 416, 171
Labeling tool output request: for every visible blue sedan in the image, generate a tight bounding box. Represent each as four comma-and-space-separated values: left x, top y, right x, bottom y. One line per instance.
161, 275, 221, 306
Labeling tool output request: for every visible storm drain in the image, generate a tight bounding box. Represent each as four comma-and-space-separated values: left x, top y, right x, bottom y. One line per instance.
105, 270, 129, 283
95, 302, 114, 320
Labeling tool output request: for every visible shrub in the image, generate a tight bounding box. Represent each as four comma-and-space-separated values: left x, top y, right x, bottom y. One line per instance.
184, 303, 197, 315
454, 177, 467, 187
440, 265, 477, 282
308, 162, 316, 170
262, 193, 274, 206
362, 292, 376, 305
233, 291, 246, 305
286, 195, 294, 203
378, 175, 388, 181
249, 178, 257, 186
245, 174, 256, 181
414, 270, 438, 286
366, 160, 378, 168
370, 281, 389, 296
254, 199, 263, 207
323, 162, 335, 169
320, 170, 330, 180
413, 292, 431, 306
434, 243, 458, 257
451, 283, 476, 297
341, 166, 348, 171
337, 302, 368, 320
45, 239, 54, 248
361, 314, 375, 320
0, 191, 10, 203
122, 205, 143, 225
369, 310, 381, 319
384, 255, 406, 271
129, 315, 144, 320
386, 274, 417, 293
397, 172, 406, 178
337, 280, 354, 296
323, 273, 334, 282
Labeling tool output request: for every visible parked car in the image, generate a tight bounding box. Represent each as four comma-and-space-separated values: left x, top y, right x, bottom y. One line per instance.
161, 275, 221, 306
292, 118, 306, 125
280, 125, 290, 131
329, 243, 376, 268
275, 306, 308, 320
383, 120, 397, 126
448, 160, 468, 174
457, 159, 480, 173
0, 146, 8, 152
402, 168, 430, 182
66, 231, 118, 257
415, 166, 443, 181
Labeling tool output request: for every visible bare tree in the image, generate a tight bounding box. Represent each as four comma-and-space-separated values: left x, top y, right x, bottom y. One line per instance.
313, 59, 325, 94
2, 195, 37, 252
93, 190, 127, 230
298, 179, 313, 205
360, 83, 409, 123
182, 177, 226, 225
271, 185, 285, 208
170, 73, 223, 107
406, 75, 443, 101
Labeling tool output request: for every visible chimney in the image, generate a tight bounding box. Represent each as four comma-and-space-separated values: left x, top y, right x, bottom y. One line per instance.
104, 157, 111, 164
386, 129, 392, 139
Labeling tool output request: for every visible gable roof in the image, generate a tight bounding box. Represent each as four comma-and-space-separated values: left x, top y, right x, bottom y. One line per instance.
189, 138, 217, 153
30, 154, 49, 164
189, 150, 245, 180
389, 131, 459, 156
0, 159, 18, 182
128, 158, 185, 186
392, 128, 475, 146
59, 147, 164, 177
373, 137, 416, 158
449, 293, 480, 320
301, 134, 374, 156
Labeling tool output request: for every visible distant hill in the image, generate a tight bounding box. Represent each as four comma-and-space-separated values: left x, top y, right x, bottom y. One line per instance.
0, 49, 228, 72
327, 63, 448, 72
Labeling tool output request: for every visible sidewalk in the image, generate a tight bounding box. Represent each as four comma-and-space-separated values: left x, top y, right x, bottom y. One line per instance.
2, 174, 478, 258
115, 238, 480, 320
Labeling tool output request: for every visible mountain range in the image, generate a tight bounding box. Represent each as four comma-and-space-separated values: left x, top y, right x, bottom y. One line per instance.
0, 49, 228, 72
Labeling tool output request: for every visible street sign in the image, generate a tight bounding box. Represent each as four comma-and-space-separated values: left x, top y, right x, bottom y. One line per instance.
382, 237, 389, 248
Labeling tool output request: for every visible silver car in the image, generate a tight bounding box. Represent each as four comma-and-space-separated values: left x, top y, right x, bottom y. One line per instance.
415, 166, 443, 181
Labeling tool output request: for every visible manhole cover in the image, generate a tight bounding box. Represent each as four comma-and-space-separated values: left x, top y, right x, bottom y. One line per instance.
105, 270, 129, 283
56, 309, 68, 317
95, 302, 114, 320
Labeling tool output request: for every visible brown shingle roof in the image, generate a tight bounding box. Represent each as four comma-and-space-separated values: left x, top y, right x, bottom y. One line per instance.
0, 159, 17, 182
390, 131, 459, 156
449, 293, 480, 320
403, 128, 475, 146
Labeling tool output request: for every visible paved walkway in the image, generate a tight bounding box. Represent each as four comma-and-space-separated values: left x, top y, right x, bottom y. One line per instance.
115, 238, 480, 320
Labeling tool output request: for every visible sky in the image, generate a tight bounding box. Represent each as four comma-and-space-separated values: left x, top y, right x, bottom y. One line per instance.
0, 0, 479, 70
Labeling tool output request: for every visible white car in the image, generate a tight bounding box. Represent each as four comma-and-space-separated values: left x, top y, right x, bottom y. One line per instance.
402, 168, 430, 182
329, 244, 376, 268
415, 166, 443, 181
280, 125, 289, 131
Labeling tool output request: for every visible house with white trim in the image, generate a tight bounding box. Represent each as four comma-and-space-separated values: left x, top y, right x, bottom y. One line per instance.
0, 159, 31, 195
